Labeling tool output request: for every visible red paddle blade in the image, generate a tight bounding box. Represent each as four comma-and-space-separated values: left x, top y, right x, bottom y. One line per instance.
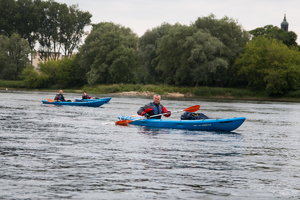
47, 99, 54, 103
183, 105, 200, 112
115, 120, 133, 126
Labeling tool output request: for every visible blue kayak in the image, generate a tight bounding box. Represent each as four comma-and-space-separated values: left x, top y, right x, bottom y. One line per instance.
74, 97, 111, 103
118, 116, 246, 131
42, 99, 106, 107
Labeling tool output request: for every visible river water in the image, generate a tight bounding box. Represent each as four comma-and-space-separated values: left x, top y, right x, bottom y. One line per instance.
0, 91, 299, 199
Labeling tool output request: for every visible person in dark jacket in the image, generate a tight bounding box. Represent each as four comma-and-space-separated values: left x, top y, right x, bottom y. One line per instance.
82, 91, 91, 99
54, 90, 65, 101
137, 94, 171, 119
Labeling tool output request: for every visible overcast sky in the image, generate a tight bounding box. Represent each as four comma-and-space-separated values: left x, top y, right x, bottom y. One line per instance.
56, 0, 299, 42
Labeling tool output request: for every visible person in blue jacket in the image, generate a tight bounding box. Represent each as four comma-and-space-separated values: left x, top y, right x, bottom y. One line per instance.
54, 90, 65, 101
137, 94, 171, 119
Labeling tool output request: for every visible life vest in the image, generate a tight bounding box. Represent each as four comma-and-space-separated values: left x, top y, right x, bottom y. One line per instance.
56, 94, 64, 101
82, 94, 89, 99
150, 103, 162, 115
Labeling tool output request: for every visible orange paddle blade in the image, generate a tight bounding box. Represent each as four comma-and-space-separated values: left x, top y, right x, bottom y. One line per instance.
183, 105, 200, 112
115, 120, 133, 126
47, 99, 54, 103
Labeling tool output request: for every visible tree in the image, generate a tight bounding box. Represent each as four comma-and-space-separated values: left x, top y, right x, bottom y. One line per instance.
0, 34, 30, 80
23, 56, 79, 88
23, 65, 50, 88
59, 4, 92, 57
15, 0, 42, 64
184, 30, 228, 87
155, 24, 228, 87
0, 0, 17, 37
78, 22, 138, 85
38, 0, 60, 60
249, 25, 298, 47
137, 23, 172, 84
156, 24, 195, 86
234, 36, 300, 96
0, 35, 10, 79
38, 0, 92, 61
55, 57, 78, 87
193, 14, 250, 86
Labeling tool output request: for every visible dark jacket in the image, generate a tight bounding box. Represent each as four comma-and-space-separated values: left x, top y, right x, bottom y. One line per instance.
54, 94, 65, 101
137, 102, 171, 119
82, 94, 91, 99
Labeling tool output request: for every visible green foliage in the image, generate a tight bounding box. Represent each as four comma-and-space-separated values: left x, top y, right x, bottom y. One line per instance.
156, 24, 195, 86
0, 80, 26, 88
23, 57, 79, 88
286, 90, 300, 98
0, 0, 91, 62
82, 83, 260, 99
58, 4, 92, 56
0, 0, 17, 37
155, 21, 233, 87
38, 57, 78, 87
0, 33, 30, 80
22, 65, 50, 88
78, 22, 138, 85
249, 25, 298, 47
136, 14, 249, 88
184, 30, 228, 86
234, 36, 300, 96
15, 0, 42, 53
0, 35, 10, 79
55, 57, 77, 87
193, 14, 250, 87
137, 23, 172, 84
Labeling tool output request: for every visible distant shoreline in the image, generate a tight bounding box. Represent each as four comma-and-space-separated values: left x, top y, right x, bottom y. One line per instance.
2, 88, 299, 103
110, 91, 300, 102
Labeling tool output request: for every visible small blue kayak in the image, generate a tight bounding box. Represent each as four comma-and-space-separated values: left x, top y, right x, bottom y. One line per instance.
118, 116, 246, 131
74, 97, 111, 103
42, 99, 106, 107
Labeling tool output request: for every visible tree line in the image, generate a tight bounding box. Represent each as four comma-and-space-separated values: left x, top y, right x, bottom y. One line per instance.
0, 0, 91, 62
1, 1, 300, 96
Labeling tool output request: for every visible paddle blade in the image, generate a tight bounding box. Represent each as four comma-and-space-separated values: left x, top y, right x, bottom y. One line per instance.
115, 120, 133, 126
183, 105, 200, 113
47, 99, 54, 103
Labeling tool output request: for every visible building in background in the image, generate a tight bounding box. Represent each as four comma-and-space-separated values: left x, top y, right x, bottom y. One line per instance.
281, 14, 289, 32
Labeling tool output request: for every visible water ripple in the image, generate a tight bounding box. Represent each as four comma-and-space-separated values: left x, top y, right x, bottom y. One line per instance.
0, 91, 299, 199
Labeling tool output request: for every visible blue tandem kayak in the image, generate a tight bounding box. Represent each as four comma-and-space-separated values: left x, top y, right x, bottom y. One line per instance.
118, 116, 246, 131
74, 97, 111, 103
42, 99, 106, 107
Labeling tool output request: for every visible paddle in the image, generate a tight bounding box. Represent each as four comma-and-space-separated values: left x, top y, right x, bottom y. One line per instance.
47, 98, 72, 102
115, 105, 200, 126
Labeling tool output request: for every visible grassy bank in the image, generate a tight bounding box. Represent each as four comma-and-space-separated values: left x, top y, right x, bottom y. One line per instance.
82, 84, 300, 101
1, 81, 300, 101
0, 80, 26, 89
83, 84, 267, 99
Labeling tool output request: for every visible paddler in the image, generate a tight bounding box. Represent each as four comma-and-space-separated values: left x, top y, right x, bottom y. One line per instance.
54, 90, 65, 101
82, 91, 91, 99
137, 94, 171, 119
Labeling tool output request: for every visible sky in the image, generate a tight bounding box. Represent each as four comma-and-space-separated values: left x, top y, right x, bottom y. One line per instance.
56, 0, 300, 43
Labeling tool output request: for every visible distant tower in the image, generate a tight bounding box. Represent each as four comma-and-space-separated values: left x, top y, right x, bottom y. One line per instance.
281, 14, 289, 32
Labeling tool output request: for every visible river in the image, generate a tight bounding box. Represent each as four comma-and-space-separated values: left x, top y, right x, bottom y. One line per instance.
0, 91, 299, 199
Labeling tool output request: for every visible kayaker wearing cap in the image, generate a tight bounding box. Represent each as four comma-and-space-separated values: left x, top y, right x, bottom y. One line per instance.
54, 90, 65, 101
82, 91, 91, 99
137, 94, 171, 119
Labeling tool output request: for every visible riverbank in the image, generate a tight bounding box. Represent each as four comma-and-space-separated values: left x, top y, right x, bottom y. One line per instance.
1, 81, 300, 102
